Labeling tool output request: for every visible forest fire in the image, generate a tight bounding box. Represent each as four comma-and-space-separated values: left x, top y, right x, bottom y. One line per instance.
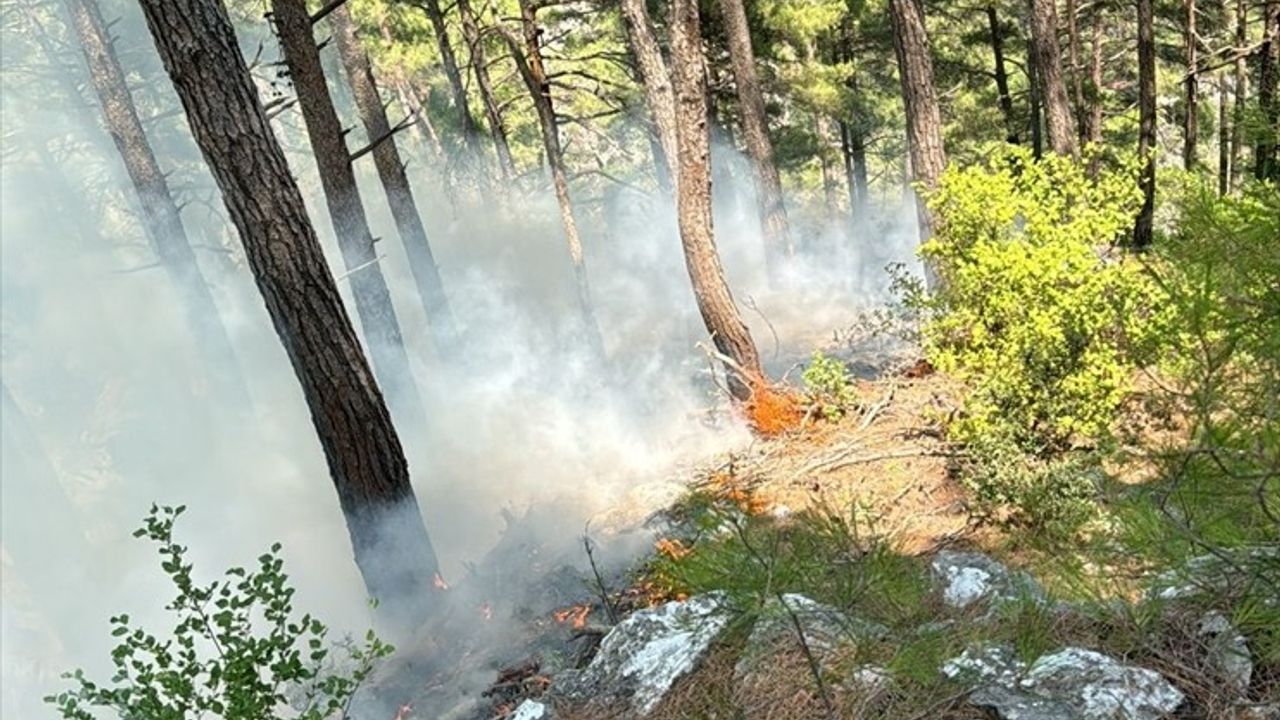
552, 603, 592, 629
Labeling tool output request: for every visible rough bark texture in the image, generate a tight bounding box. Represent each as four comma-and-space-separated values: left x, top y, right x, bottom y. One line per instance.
1028, 34, 1044, 157
1184, 0, 1199, 168
457, 0, 516, 179
888, 0, 946, 244
273, 0, 425, 429
1066, 0, 1084, 142
1256, 1, 1280, 180
671, 0, 762, 401
1085, 2, 1104, 161
1135, 0, 1156, 248
135, 0, 441, 628
65, 0, 249, 408
718, 0, 793, 275
620, 0, 679, 194
987, 5, 1020, 143
501, 3, 605, 358
417, 0, 483, 154
1028, 0, 1078, 156
330, 5, 459, 356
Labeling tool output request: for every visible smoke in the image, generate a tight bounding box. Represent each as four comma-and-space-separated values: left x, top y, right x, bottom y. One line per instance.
0, 2, 924, 716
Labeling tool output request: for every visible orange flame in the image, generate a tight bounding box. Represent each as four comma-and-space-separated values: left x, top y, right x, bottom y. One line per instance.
743, 382, 804, 438
552, 603, 592, 629
431, 573, 449, 591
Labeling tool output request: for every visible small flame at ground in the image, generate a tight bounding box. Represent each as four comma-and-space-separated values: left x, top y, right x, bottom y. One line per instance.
552, 603, 592, 629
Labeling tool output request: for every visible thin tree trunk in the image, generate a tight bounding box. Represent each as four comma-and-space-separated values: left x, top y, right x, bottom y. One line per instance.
1135, 0, 1156, 248
457, 0, 516, 179
1255, 1, 1280, 180
417, 0, 484, 155
1085, 2, 1104, 167
136, 0, 441, 629
620, 0, 679, 194
1029, 0, 1078, 156
1184, 0, 1199, 168
888, 0, 947, 247
1219, 71, 1231, 193
1232, 0, 1247, 187
987, 5, 1020, 143
671, 0, 762, 401
65, 0, 249, 409
394, 78, 445, 162
273, 0, 426, 429
719, 0, 793, 276
1066, 0, 1086, 143
499, 3, 605, 358
1028, 34, 1044, 158
330, 5, 459, 357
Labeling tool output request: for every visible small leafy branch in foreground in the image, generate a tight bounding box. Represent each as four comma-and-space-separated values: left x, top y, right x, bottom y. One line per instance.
802, 352, 858, 421
46, 505, 392, 720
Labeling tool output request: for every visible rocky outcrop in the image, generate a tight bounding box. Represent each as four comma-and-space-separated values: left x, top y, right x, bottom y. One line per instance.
931, 550, 1044, 610
735, 593, 887, 679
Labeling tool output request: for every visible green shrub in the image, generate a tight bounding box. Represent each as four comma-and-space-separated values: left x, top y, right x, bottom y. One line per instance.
47, 505, 392, 720
801, 351, 858, 420
916, 148, 1165, 453
956, 434, 1102, 536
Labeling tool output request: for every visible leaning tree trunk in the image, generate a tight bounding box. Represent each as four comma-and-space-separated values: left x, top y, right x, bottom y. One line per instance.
330, 5, 460, 357
500, 3, 605, 359
888, 0, 947, 248
457, 0, 516, 179
136, 0, 441, 630
65, 0, 249, 409
417, 0, 484, 157
1255, 1, 1280, 180
719, 0, 793, 278
1231, 0, 1248, 188
671, 0, 762, 401
1135, 0, 1156, 248
986, 5, 1020, 143
620, 0, 679, 195
1184, 0, 1199, 169
1028, 0, 1078, 156
273, 0, 426, 430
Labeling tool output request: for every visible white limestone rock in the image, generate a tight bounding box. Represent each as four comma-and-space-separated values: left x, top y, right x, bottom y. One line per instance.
931, 551, 1044, 610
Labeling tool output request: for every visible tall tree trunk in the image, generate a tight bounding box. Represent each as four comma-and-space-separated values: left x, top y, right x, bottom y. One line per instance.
136, 0, 441, 629
394, 78, 445, 162
671, 0, 762, 401
620, 0, 679, 195
1219, 71, 1231, 193
65, 0, 249, 409
986, 5, 1020, 143
840, 119, 870, 217
457, 0, 516, 179
1231, 0, 1248, 187
1028, 34, 1044, 157
1066, 0, 1086, 142
1085, 2, 1104, 165
499, 3, 605, 358
416, 0, 484, 156
888, 0, 947, 247
273, 0, 426, 429
1255, 1, 1280, 180
330, 5, 459, 357
1028, 0, 1078, 156
1135, 0, 1156, 248
719, 0, 793, 276
1184, 0, 1199, 168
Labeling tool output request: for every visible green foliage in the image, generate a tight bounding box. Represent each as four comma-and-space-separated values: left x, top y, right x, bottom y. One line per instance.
46, 505, 392, 720
801, 351, 858, 420
957, 435, 1102, 537
916, 148, 1165, 453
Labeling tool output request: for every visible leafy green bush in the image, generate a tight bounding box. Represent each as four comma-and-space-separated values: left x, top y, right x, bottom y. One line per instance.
47, 505, 392, 720
956, 435, 1102, 536
916, 148, 1165, 453
801, 351, 858, 420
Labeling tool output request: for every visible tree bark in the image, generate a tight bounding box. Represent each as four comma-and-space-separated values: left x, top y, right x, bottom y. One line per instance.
499, 2, 605, 358
1085, 1, 1104, 164
136, 0, 441, 629
839, 119, 869, 218
986, 5, 1020, 143
1231, 0, 1247, 187
1219, 71, 1231, 193
1255, 1, 1280, 180
671, 0, 762, 401
1028, 0, 1078, 156
620, 0, 679, 195
1135, 0, 1156, 248
65, 0, 249, 409
1066, 0, 1085, 142
416, 0, 484, 155
330, 5, 460, 357
273, 0, 426, 430
718, 0, 793, 276
457, 0, 516, 179
1028, 34, 1044, 158
1184, 0, 1199, 168
888, 0, 947, 245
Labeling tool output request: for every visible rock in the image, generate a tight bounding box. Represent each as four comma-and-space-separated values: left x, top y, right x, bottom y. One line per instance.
1147, 546, 1279, 602
952, 646, 1184, 720
931, 551, 1044, 610
1198, 611, 1252, 695
735, 594, 887, 678
553, 592, 730, 715
846, 666, 893, 699
941, 644, 1026, 687
509, 700, 552, 720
